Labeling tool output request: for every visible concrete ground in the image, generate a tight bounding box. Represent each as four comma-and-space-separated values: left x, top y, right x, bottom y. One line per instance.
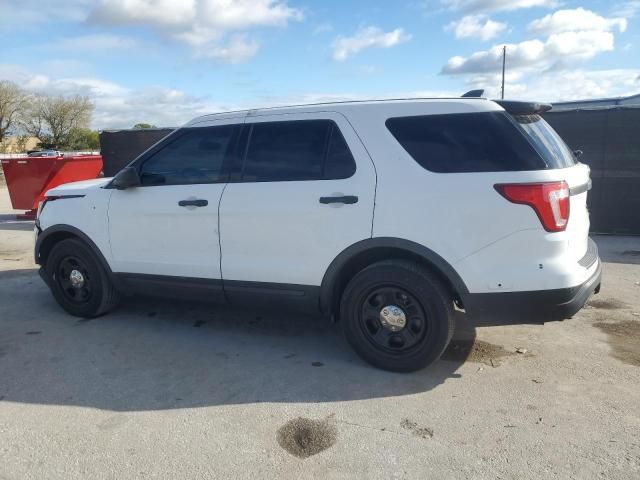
0, 184, 639, 480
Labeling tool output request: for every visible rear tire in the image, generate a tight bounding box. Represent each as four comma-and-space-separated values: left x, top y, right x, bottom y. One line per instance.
45, 238, 120, 318
340, 260, 454, 372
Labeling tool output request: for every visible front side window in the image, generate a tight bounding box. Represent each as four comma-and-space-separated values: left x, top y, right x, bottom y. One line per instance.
386, 112, 548, 173
242, 120, 356, 182
140, 125, 239, 186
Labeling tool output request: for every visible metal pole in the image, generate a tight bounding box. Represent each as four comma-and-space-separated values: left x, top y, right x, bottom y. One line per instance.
501, 46, 506, 100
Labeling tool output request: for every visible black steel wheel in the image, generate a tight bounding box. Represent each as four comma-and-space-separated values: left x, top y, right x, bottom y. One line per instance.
55, 255, 93, 305
360, 287, 428, 354
340, 260, 454, 372
46, 238, 120, 318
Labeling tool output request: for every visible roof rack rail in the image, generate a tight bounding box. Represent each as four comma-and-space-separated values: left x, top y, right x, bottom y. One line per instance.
461, 89, 485, 98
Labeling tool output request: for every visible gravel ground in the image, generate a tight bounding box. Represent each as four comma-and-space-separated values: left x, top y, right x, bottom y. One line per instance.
0, 186, 639, 479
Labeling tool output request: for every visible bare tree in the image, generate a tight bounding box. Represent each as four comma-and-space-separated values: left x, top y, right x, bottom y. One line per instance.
0, 80, 29, 143
23, 94, 94, 147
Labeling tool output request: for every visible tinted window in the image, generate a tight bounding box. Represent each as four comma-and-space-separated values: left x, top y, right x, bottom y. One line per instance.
324, 127, 356, 179
386, 112, 547, 173
242, 120, 355, 182
140, 125, 238, 185
513, 114, 576, 169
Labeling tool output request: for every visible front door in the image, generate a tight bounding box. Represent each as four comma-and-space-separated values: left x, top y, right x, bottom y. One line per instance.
108, 121, 242, 280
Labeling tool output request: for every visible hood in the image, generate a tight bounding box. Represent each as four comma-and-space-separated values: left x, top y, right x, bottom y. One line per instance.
45, 178, 112, 197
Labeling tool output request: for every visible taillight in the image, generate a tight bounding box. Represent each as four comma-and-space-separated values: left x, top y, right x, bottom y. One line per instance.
494, 181, 570, 232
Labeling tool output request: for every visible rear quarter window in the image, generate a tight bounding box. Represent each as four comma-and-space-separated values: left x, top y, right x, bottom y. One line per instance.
513, 114, 576, 169
385, 112, 548, 173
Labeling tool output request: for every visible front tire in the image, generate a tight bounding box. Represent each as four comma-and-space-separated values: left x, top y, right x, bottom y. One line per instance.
45, 238, 120, 318
340, 260, 454, 372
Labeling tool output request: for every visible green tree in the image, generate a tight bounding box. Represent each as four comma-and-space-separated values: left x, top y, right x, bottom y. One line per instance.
66, 128, 100, 151
133, 123, 156, 129
22, 94, 93, 147
0, 80, 29, 143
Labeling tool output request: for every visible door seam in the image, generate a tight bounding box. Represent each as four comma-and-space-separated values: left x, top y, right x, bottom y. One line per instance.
218, 182, 230, 303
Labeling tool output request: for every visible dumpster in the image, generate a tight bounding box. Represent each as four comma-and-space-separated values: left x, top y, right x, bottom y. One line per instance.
1, 154, 103, 219
100, 128, 173, 176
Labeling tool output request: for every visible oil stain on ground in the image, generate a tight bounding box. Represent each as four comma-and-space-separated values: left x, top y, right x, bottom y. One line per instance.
442, 339, 516, 366
277, 417, 337, 458
588, 298, 627, 310
400, 418, 433, 439
594, 320, 640, 366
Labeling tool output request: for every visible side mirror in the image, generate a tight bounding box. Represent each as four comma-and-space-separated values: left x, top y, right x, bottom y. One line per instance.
573, 149, 584, 159
110, 166, 141, 190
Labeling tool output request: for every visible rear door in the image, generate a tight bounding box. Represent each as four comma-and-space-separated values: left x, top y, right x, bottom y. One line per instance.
218, 112, 376, 294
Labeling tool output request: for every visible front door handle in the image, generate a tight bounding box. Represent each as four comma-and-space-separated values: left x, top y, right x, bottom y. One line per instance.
319, 195, 358, 205
178, 199, 208, 207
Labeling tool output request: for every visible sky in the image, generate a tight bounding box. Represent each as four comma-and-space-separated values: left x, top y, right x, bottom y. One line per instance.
1, 0, 639, 129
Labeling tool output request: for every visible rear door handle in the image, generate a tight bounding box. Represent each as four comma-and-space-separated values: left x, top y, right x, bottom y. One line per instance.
178, 199, 208, 207
319, 195, 359, 205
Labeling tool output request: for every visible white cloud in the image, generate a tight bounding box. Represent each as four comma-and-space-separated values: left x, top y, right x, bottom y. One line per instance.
332, 26, 411, 61
313, 23, 333, 35
199, 35, 260, 63
87, 0, 303, 62
0, 0, 90, 29
441, 0, 557, 13
51, 34, 138, 51
442, 30, 616, 75
613, 1, 640, 18
528, 8, 628, 35
446, 15, 507, 40
468, 69, 640, 102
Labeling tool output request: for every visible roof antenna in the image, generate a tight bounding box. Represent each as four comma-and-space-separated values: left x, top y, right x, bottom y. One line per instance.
501, 45, 507, 100
462, 89, 485, 98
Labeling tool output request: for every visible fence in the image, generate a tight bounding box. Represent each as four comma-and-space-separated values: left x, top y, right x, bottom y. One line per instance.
544, 106, 640, 234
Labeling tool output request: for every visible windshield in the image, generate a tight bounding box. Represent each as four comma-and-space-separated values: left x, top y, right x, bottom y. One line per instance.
512, 114, 576, 169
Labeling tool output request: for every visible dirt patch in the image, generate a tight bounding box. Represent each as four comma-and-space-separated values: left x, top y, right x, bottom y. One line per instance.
594, 320, 640, 366
400, 418, 433, 439
276, 417, 337, 458
442, 339, 517, 366
588, 298, 627, 310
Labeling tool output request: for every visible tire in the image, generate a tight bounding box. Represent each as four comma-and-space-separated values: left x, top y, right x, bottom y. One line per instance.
45, 238, 120, 318
340, 259, 455, 372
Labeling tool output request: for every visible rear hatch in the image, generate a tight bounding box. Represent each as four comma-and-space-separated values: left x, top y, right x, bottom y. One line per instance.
501, 103, 592, 261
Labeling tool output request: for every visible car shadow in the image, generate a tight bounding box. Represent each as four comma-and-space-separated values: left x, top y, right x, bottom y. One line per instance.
0, 268, 476, 412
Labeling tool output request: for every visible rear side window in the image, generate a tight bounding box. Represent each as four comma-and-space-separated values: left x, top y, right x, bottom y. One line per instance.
513, 114, 576, 169
140, 125, 239, 185
386, 112, 547, 173
242, 120, 356, 182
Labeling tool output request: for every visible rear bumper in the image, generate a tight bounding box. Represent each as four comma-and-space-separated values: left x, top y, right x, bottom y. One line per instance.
461, 259, 602, 325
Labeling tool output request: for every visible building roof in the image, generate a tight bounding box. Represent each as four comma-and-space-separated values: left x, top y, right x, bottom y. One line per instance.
550, 93, 640, 111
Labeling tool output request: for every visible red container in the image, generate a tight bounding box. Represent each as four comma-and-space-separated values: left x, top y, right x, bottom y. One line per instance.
1, 154, 103, 219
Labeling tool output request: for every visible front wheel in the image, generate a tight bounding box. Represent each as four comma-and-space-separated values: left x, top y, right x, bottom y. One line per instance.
340, 260, 455, 372
45, 238, 120, 318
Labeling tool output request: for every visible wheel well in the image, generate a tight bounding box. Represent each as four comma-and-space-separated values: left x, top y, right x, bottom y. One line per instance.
326, 246, 462, 318
36, 231, 79, 267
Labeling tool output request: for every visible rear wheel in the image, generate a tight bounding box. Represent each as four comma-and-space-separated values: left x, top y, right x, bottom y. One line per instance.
45, 238, 120, 318
340, 260, 454, 372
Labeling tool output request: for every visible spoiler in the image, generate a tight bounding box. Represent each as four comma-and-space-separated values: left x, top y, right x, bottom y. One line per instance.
494, 100, 553, 115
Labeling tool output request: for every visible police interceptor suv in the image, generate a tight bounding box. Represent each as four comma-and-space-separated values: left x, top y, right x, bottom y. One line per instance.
34, 95, 601, 372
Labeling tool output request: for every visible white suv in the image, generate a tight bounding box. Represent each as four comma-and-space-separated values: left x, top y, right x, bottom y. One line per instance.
34, 97, 601, 372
